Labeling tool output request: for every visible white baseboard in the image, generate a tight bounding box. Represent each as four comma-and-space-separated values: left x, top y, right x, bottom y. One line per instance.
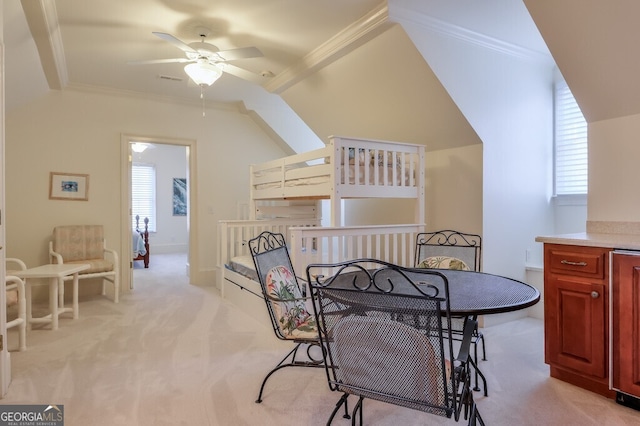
150, 243, 188, 254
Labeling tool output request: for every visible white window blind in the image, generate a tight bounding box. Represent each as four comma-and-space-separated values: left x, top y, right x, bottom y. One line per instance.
554, 80, 588, 195
132, 163, 156, 232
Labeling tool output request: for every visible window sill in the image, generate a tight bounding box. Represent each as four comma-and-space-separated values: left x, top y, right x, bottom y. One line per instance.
552, 194, 587, 206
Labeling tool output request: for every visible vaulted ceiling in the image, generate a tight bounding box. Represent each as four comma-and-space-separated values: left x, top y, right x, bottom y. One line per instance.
524, 0, 640, 123
5, 0, 634, 149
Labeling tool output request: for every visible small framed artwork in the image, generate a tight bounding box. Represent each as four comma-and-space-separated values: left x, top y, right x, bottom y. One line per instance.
49, 172, 89, 201
172, 178, 187, 216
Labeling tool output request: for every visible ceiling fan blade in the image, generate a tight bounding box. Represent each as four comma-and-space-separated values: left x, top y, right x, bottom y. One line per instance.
153, 32, 198, 54
128, 58, 192, 65
220, 63, 265, 83
215, 46, 263, 61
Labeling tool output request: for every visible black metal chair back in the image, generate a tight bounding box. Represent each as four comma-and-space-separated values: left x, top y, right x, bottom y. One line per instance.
414, 229, 487, 397
415, 230, 482, 272
248, 231, 323, 403
250, 231, 316, 341
307, 259, 483, 425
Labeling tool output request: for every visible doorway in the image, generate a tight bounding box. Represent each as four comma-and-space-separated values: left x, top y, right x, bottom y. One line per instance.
120, 134, 198, 292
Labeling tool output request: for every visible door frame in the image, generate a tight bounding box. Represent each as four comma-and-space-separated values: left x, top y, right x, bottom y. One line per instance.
0, 40, 7, 395
120, 134, 198, 290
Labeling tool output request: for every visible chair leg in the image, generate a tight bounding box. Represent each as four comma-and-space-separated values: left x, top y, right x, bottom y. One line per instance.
18, 282, 27, 351
256, 345, 299, 403
351, 397, 364, 426
467, 400, 485, 426
470, 356, 488, 396
113, 273, 119, 304
255, 342, 324, 403
326, 393, 350, 425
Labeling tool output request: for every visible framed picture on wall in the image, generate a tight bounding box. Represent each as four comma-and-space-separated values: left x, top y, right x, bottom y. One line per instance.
172, 178, 187, 216
49, 172, 89, 201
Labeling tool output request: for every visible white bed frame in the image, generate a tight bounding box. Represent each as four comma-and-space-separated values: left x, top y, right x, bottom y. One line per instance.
218, 219, 425, 321
220, 136, 426, 321
217, 219, 320, 322
250, 135, 425, 226
288, 223, 425, 278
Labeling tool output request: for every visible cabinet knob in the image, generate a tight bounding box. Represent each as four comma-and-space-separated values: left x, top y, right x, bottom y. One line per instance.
591, 291, 599, 299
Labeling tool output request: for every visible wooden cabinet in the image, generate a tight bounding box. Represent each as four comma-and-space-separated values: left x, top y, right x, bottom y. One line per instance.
543, 244, 614, 397
612, 252, 640, 399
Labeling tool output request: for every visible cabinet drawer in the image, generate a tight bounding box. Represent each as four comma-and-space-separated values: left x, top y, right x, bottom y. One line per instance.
547, 245, 607, 279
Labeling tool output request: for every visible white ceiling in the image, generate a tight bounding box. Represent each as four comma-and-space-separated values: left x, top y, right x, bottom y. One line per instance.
3, 0, 552, 116
4, 0, 384, 112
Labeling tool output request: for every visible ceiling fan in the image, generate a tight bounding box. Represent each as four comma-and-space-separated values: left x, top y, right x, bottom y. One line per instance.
130, 27, 264, 86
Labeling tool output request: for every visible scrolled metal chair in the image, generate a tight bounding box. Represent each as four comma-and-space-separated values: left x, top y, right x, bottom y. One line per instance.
307, 258, 484, 426
415, 229, 487, 396
249, 231, 324, 403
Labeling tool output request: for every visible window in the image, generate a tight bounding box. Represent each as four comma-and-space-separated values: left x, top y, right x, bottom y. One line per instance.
132, 162, 156, 232
554, 80, 588, 195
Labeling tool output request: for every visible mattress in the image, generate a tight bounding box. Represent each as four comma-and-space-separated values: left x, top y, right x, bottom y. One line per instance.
227, 255, 258, 281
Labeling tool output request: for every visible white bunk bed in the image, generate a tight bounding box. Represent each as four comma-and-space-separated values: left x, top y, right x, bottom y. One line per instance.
218, 136, 426, 321
250, 135, 425, 225
218, 219, 320, 322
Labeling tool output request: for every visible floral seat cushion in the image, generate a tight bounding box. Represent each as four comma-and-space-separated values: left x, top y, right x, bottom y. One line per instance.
417, 256, 470, 271
265, 265, 317, 340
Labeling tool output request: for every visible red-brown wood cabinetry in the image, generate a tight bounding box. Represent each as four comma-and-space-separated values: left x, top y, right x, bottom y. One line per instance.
612, 252, 640, 399
543, 244, 614, 397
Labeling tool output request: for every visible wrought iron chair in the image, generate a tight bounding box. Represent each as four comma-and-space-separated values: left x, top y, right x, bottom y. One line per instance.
307, 259, 484, 426
249, 231, 324, 403
415, 230, 487, 395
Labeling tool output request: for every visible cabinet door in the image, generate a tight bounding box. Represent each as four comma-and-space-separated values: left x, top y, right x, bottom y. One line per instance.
612, 254, 640, 397
545, 276, 607, 378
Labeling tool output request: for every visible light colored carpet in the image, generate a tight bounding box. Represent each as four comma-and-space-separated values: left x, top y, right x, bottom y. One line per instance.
3, 253, 640, 425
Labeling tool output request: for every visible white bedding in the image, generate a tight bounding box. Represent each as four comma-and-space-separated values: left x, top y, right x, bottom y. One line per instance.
133, 231, 147, 257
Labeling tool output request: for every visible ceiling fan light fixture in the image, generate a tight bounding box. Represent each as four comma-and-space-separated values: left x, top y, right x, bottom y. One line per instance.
131, 142, 151, 153
184, 61, 222, 86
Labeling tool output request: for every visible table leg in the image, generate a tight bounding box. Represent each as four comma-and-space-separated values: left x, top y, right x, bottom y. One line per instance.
50, 277, 59, 330
72, 273, 79, 319
25, 278, 32, 331
58, 276, 65, 308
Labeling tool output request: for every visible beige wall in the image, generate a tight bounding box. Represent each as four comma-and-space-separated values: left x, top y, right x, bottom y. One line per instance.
279, 24, 482, 153
341, 145, 483, 241
6, 89, 285, 298
588, 113, 640, 223
278, 22, 484, 252
425, 145, 483, 234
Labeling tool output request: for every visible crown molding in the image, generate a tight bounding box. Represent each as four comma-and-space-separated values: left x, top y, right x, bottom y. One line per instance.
264, 2, 393, 94
63, 82, 240, 112
390, 5, 554, 66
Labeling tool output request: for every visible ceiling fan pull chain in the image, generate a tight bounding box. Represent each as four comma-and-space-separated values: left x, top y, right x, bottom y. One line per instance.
201, 86, 206, 117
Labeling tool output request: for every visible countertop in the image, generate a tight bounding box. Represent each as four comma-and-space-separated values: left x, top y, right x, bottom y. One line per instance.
535, 220, 640, 250
535, 232, 640, 251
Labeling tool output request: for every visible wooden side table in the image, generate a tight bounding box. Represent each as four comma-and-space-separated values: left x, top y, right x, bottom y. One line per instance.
15, 264, 90, 330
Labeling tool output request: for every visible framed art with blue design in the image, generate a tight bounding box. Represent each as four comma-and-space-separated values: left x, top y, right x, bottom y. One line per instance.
49, 172, 89, 201
172, 177, 187, 216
